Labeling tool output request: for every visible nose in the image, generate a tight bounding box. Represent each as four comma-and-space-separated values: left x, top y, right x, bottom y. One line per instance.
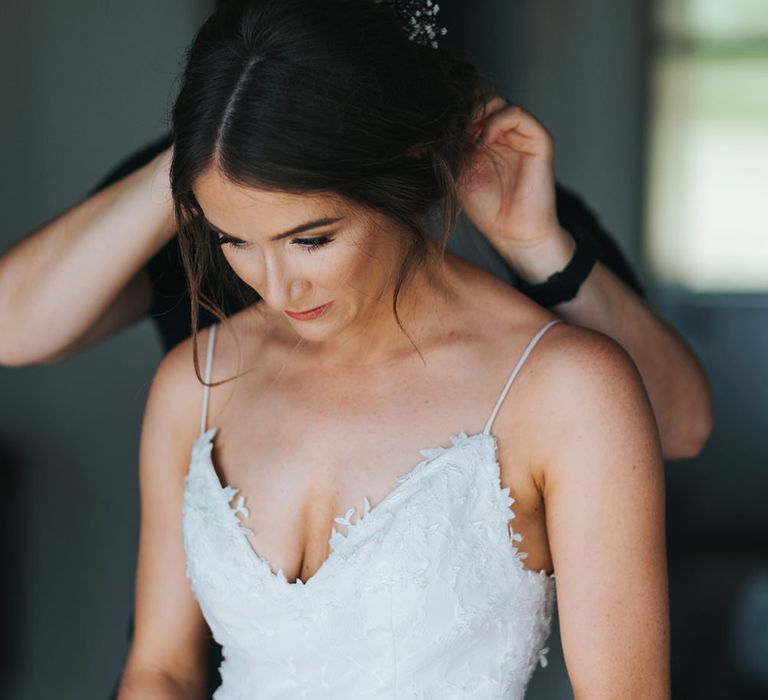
260, 255, 311, 310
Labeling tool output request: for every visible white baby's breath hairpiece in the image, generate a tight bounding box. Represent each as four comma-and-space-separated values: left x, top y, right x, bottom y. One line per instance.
375, 0, 448, 49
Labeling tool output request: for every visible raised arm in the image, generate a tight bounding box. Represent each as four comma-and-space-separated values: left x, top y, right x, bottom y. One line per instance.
516, 325, 670, 698
459, 98, 712, 460
118, 337, 210, 699
0, 142, 175, 367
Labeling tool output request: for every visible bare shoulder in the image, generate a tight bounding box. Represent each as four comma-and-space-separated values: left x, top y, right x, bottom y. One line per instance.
449, 260, 653, 439
504, 320, 662, 487
152, 304, 286, 438
531, 320, 647, 392
157, 303, 269, 390
142, 326, 214, 451
509, 326, 670, 695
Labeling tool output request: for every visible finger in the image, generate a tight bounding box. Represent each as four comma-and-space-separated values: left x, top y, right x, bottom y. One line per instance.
480, 105, 547, 143
479, 104, 552, 149
468, 94, 508, 143
482, 94, 509, 117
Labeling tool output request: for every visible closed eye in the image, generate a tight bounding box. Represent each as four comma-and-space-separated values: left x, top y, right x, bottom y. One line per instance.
292, 235, 334, 251
215, 233, 335, 251
216, 234, 249, 248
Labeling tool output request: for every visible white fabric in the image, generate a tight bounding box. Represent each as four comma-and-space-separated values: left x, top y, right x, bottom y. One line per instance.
183, 319, 561, 699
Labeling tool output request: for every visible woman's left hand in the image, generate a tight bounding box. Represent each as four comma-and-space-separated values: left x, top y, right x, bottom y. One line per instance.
458, 97, 563, 253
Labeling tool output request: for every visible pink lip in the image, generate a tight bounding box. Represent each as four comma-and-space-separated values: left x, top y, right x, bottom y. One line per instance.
284, 301, 333, 321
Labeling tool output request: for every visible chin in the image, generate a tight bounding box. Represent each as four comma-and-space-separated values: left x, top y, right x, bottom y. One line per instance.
285, 314, 348, 344
290, 325, 331, 342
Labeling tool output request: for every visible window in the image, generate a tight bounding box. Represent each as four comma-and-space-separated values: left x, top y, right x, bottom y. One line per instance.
645, 0, 768, 292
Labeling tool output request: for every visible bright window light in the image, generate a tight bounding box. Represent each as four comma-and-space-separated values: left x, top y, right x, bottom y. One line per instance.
645, 0, 768, 292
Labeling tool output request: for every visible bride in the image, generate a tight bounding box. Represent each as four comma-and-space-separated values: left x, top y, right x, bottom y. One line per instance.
118, 0, 670, 697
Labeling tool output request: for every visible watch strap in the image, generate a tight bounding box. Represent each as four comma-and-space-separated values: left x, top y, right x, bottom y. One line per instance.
514, 225, 599, 307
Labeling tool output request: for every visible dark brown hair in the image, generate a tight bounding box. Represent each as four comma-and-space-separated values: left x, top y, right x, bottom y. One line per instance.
170, 0, 490, 384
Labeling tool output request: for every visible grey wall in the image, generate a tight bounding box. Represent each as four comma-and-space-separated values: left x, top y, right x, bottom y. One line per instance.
0, 2, 211, 698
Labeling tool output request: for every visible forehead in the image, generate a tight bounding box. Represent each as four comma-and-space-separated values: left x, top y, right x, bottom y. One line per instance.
194, 167, 347, 232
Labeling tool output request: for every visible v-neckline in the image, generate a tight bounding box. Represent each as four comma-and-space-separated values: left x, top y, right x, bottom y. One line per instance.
192, 426, 495, 589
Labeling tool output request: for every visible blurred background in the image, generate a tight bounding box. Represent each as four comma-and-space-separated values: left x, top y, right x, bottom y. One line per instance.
0, 0, 766, 698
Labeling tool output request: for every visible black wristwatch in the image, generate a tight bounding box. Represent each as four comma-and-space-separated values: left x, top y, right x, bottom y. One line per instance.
514, 224, 600, 307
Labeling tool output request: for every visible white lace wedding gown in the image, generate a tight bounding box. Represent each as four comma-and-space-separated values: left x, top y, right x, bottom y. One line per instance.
183, 318, 561, 699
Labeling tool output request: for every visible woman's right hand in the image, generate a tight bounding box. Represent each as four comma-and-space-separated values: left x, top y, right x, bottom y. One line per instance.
0, 143, 176, 367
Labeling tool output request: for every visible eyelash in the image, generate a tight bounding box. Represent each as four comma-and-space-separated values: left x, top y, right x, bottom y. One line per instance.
294, 235, 334, 252
215, 234, 247, 248
215, 234, 334, 252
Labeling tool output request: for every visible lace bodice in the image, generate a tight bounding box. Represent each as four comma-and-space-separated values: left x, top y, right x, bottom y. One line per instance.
182, 319, 561, 699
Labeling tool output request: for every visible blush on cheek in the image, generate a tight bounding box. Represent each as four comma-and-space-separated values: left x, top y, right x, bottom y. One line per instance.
363, 227, 406, 292
321, 245, 365, 291
327, 232, 392, 299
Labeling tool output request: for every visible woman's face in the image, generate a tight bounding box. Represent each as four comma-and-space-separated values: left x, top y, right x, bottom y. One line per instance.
194, 167, 406, 344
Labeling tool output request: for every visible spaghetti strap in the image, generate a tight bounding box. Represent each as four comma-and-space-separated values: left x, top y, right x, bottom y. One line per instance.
199, 322, 219, 436
482, 319, 562, 435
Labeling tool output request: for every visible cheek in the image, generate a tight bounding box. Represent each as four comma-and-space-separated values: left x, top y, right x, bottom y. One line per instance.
217, 245, 357, 295
320, 233, 394, 295
316, 242, 369, 291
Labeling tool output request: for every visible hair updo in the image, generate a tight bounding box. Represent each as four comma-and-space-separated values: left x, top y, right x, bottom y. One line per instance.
170, 0, 490, 380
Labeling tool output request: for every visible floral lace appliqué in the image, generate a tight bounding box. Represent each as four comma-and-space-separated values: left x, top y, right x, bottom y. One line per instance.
184, 427, 556, 699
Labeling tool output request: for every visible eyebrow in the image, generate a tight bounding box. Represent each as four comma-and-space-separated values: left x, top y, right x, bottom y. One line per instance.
205, 216, 345, 242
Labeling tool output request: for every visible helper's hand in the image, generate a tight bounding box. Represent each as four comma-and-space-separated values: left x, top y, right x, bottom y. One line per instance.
458, 97, 563, 253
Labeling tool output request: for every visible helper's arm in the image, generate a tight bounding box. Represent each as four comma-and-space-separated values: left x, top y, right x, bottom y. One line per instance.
0, 139, 174, 367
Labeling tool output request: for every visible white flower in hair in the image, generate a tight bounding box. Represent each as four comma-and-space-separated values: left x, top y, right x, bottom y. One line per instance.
374, 0, 448, 48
